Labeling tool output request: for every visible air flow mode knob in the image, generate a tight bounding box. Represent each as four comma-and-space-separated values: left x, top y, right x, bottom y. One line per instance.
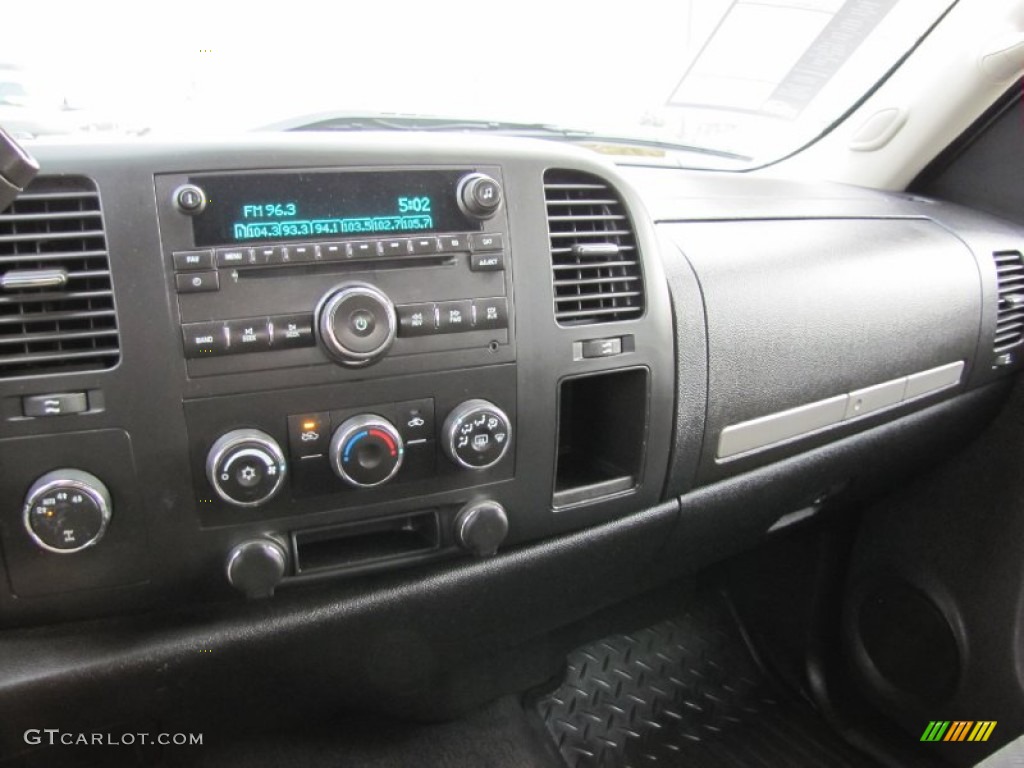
443, 399, 511, 470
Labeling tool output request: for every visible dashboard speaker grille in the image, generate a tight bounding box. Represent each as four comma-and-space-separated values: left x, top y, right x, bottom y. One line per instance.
993, 249, 1024, 354
544, 169, 644, 325
0, 176, 120, 379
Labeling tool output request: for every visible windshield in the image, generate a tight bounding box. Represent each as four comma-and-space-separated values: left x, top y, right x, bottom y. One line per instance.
4, 0, 954, 168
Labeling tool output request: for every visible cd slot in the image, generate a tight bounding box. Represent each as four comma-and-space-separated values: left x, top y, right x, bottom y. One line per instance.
238, 254, 457, 279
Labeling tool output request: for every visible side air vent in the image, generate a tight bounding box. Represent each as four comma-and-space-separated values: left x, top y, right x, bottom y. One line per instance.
994, 250, 1024, 354
0, 177, 119, 379
544, 169, 644, 325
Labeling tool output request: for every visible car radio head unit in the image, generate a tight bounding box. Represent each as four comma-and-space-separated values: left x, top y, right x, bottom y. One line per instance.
189, 170, 484, 246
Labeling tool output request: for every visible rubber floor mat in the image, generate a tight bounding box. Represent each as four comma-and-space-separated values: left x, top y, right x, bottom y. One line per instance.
536, 596, 878, 768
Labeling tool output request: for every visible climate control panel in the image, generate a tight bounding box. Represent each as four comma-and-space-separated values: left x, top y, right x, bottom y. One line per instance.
185, 365, 516, 523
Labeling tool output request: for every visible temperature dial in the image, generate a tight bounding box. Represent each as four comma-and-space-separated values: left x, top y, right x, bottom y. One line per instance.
330, 415, 405, 488
23, 469, 112, 554
443, 399, 512, 470
207, 429, 287, 508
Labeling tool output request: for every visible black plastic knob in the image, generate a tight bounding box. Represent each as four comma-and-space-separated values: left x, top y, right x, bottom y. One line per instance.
316, 282, 397, 367
330, 415, 405, 488
23, 469, 111, 554
173, 183, 206, 214
207, 429, 287, 508
226, 538, 287, 598
457, 173, 502, 220
455, 501, 508, 557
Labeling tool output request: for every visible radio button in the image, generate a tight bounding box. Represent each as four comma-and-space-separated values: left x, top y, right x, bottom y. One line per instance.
439, 235, 470, 253
289, 244, 317, 263
226, 318, 272, 354
182, 321, 229, 358
349, 241, 375, 259
252, 245, 277, 264
268, 246, 295, 265
470, 233, 504, 252
270, 313, 315, 349
397, 303, 437, 337
473, 297, 508, 330
175, 271, 220, 293
216, 248, 251, 268
319, 242, 348, 261
379, 238, 411, 257
470, 252, 504, 272
438, 300, 473, 333
173, 250, 214, 271
410, 237, 438, 255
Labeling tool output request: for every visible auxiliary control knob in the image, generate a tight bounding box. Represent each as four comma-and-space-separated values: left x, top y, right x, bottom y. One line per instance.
207, 429, 287, 508
455, 500, 508, 557
316, 282, 397, 367
330, 415, 405, 488
443, 399, 512, 470
456, 173, 503, 220
226, 538, 288, 599
23, 469, 112, 554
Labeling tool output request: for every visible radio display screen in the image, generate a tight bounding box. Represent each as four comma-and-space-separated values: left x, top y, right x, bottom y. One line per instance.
190, 170, 481, 246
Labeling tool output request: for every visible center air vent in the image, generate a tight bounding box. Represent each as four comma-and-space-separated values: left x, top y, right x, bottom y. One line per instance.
993, 249, 1024, 354
0, 177, 119, 379
544, 169, 644, 325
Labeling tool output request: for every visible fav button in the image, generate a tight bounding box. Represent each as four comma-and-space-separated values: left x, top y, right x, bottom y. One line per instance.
172, 250, 214, 271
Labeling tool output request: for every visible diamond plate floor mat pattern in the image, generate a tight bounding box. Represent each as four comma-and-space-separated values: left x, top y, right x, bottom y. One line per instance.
536, 597, 877, 768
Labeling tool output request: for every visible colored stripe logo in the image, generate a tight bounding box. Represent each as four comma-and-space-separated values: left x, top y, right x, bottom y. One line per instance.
921, 721, 996, 742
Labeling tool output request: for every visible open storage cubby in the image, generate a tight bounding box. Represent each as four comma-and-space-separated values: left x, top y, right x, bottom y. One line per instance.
553, 368, 648, 508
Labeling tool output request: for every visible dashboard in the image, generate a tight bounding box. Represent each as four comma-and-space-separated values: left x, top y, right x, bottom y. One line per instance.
0, 132, 1019, 635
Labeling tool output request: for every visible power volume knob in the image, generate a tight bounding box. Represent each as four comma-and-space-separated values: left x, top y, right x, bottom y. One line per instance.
316, 282, 397, 367
207, 429, 287, 508
457, 173, 502, 220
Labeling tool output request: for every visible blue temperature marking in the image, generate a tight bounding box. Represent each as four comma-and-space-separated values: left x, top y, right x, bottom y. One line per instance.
343, 430, 368, 463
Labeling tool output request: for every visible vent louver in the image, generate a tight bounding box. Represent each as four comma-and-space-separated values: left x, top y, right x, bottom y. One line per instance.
544, 169, 644, 325
994, 250, 1024, 354
0, 177, 119, 379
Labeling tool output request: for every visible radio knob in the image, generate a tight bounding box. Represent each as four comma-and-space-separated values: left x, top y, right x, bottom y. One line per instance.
330, 415, 405, 488
316, 282, 397, 367
443, 399, 512, 470
457, 173, 503, 220
207, 429, 287, 508
23, 469, 112, 554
